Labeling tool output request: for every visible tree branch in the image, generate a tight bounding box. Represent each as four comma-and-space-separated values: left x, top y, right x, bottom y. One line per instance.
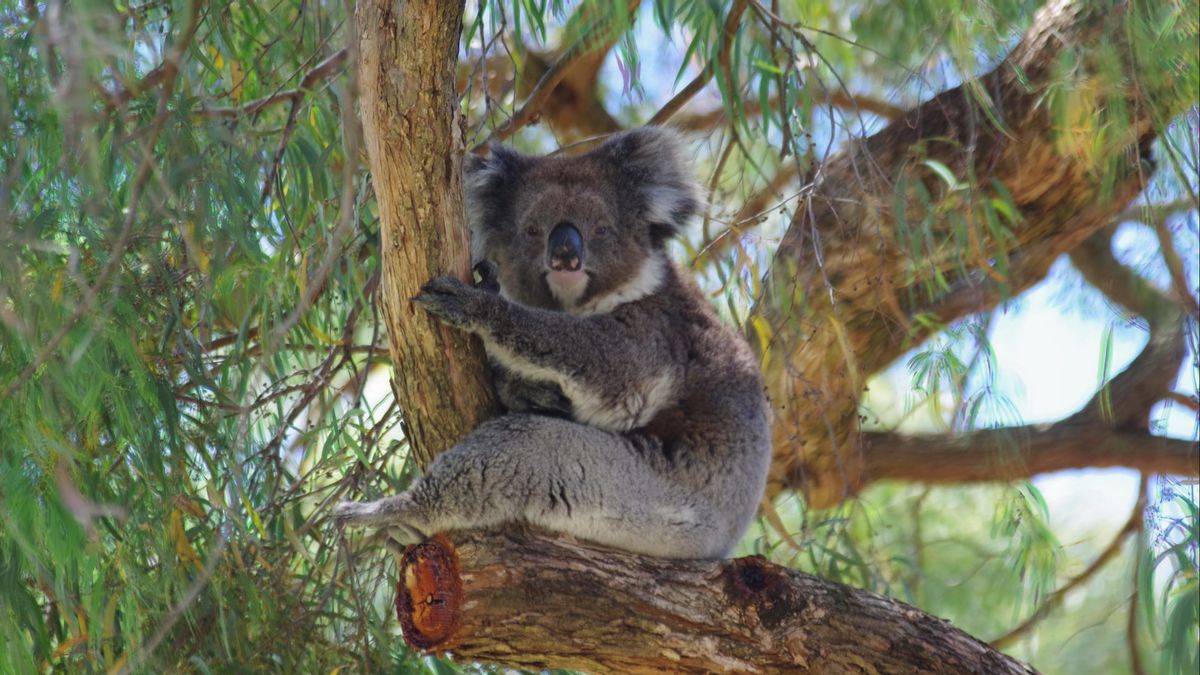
197, 49, 348, 119
647, 0, 748, 126
482, 1, 638, 145
389, 529, 1038, 674
1152, 214, 1200, 318
1, 0, 201, 402
1067, 227, 1188, 428
755, 0, 1190, 506
859, 425, 1197, 484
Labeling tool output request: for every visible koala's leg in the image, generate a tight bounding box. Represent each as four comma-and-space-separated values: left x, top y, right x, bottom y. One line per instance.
335, 414, 733, 559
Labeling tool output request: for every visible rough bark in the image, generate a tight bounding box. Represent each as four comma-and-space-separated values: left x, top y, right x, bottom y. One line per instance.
356, 0, 496, 467
758, 0, 1186, 506
395, 529, 1038, 675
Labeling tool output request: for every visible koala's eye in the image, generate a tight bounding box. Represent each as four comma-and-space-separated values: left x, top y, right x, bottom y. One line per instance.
594, 225, 610, 237
523, 226, 541, 238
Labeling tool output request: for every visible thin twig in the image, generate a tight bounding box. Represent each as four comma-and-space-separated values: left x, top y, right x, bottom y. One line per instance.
197, 48, 348, 119
1162, 391, 1200, 414
990, 479, 1149, 649
116, 527, 228, 675
1, 1, 202, 402
1127, 476, 1149, 675
264, 50, 361, 352
482, 3, 636, 145
647, 0, 748, 126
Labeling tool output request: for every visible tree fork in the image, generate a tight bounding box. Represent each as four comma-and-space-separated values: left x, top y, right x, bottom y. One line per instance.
393, 529, 1038, 675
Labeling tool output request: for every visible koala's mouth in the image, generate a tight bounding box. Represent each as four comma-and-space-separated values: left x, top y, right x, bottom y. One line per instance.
545, 269, 587, 288
543, 268, 589, 307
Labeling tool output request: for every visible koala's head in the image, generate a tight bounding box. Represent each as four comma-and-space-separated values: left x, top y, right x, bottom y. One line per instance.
465, 127, 702, 313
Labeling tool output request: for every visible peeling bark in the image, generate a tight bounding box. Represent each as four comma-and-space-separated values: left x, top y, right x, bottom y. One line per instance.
395, 529, 1038, 675
356, 0, 496, 466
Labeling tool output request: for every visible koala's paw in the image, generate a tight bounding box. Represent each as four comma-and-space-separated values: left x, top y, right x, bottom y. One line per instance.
413, 276, 486, 331
332, 494, 426, 534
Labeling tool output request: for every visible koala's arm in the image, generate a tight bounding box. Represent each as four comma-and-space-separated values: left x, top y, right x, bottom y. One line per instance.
415, 277, 674, 430
491, 361, 574, 418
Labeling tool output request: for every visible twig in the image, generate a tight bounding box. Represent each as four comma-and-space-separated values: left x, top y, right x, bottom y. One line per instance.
1162, 391, 1200, 413
990, 478, 1149, 649
116, 527, 229, 674
197, 49, 349, 119
264, 49, 361, 352
826, 90, 905, 121
1, 1, 202, 402
647, 0, 748, 126
1127, 476, 1149, 675
691, 164, 802, 268
22, 0, 62, 84
482, 3, 636, 145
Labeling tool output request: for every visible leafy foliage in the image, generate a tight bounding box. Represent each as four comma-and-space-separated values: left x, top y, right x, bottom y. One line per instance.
1, 0, 1196, 673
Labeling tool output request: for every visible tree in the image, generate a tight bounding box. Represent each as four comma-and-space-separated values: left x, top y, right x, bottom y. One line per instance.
0, 0, 1196, 673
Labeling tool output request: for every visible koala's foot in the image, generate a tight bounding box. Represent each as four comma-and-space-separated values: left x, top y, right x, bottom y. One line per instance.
332, 494, 428, 544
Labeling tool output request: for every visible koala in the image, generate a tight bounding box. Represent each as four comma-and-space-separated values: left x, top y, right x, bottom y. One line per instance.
334, 127, 771, 560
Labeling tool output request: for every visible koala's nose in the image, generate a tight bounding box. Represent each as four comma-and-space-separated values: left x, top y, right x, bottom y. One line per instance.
547, 222, 584, 271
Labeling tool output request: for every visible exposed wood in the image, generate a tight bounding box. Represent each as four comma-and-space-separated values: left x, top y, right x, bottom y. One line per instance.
395, 529, 1038, 675
757, 0, 1188, 506
355, 0, 496, 467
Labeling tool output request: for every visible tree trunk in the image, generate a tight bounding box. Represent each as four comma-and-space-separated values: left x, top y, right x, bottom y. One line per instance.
356, 0, 496, 467
394, 529, 1038, 675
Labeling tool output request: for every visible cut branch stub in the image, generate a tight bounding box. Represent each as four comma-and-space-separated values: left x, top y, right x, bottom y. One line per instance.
394, 528, 1039, 674
396, 534, 463, 651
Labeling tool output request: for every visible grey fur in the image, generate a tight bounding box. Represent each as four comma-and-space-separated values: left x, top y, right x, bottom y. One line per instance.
334, 127, 771, 559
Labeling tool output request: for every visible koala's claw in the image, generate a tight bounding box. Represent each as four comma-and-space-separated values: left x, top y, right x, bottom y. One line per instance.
473, 260, 501, 294
412, 275, 480, 329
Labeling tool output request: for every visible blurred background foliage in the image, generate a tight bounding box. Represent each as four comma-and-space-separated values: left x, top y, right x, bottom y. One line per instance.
0, 0, 1196, 673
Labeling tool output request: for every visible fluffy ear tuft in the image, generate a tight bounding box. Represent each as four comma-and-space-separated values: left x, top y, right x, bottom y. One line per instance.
599, 127, 704, 241
464, 146, 526, 262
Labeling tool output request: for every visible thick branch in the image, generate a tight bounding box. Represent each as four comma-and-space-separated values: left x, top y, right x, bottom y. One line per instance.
356, 0, 495, 467
394, 529, 1037, 675
758, 0, 1185, 506
860, 425, 1198, 484
1067, 227, 1188, 428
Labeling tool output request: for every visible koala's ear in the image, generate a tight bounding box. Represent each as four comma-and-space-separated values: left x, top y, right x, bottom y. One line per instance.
599, 126, 704, 242
464, 146, 525, 261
